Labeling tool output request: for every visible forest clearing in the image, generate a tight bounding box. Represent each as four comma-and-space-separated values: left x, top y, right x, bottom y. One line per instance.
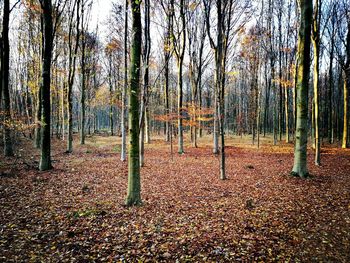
1, 135, 350, 262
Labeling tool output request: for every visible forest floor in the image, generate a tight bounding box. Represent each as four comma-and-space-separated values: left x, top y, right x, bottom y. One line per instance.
1, 134, 350, 262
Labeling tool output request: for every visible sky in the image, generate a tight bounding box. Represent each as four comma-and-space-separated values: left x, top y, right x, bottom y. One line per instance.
8, 0, 113, 40
90, 0, 113, 32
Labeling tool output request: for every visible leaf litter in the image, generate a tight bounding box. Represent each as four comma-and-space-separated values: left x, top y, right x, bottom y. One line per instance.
0, 135, 350, 262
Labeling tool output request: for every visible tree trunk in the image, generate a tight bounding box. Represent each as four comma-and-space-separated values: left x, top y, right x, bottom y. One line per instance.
145, 107, 150, 143
177, 59, 184, 154
34, 88, 42, 148
328, 9, 335, 144
343, 76, 349, 148
121, 0, 128, 161
39, 0, 53, 170
285, 85, 289, 143
67, 0, 81, 153
342, 10, 350, 149
108, 53, 114, 137
140, 0, 151, 167
163, 1, 171, 143
80, 8, 86, 144
213, 91, 219, 153
278, 7, 283, 142
125, 0, 142, 207
311, 0, 320, 165
292, 0, 312, 178
2, 0, 14, 156
174, 0, 186, 155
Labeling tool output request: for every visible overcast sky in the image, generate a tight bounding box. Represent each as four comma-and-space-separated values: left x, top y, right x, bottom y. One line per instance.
90, 0, 113, 32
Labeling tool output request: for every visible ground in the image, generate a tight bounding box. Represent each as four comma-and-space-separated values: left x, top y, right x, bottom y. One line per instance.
1, 134, 350, 262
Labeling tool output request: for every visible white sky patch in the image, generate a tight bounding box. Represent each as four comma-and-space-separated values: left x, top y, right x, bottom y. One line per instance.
90, 0, 112, 29
90, 0, 114, 44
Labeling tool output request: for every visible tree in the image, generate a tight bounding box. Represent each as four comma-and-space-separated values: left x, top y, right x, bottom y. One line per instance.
125, 0, 142, 206
38, 0, 54, 170
170, 0, 186, 154
80, 0, 88, 145
204, 0, 237, 179
160, 0, 172, 142
341, 2, 350, 149
66, 0, 81, 153
292, 0, 312, 178
140, 0, 151, 167
120, 0, 128, 162
311, 0, 321, 165
326, 2, 337, 144
186, 2, 207, 148
1, 0, 14, 157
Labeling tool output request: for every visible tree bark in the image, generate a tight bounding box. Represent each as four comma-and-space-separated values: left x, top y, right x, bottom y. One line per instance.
39, 0, 53, 170
172, 0, 186, 154
80, 4, 86, 145
292, 0, 312, 178
311, 0, 320, 165
67, 0, 81, 153
342, 9, 350, 149
140, 0, 151, 167
2, 0, 14, 156
343, 76, 349, 148
125, 0, 142, 207
121, 0, 128, 161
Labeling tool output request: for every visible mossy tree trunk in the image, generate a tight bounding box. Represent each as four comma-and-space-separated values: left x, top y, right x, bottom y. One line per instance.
342, 9, 350, 149
125, 0, 142, 207
292, 0, 312, 178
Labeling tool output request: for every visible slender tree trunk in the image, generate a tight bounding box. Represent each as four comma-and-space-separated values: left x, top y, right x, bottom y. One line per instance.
285, 85, 289, 143
342, 12, 350, 148
140, 0, 150, 167
293, 62, 298, 140
108, 53, 114, 137
171, 0, 186, 155
34, 88, 42, 148
80, 9, 86, 144
145, 107, 150, 143
164, 61, 170, 142
2, 0, 14, 156
328, 12, 335, 144
343, 76, 349, 148
55, 67, 60, 138
292, 0, 312, 178
67, 0, 81, 153
125, 0, 142, 207
39, 0, 53, 170
121, 0, 128, 161
311, 0, 320, 165
278, 8, 283, 142
163, 2, 171, 143
177, 59, 184, 154
198, 81, 203, 138
213, 90, 219, 153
